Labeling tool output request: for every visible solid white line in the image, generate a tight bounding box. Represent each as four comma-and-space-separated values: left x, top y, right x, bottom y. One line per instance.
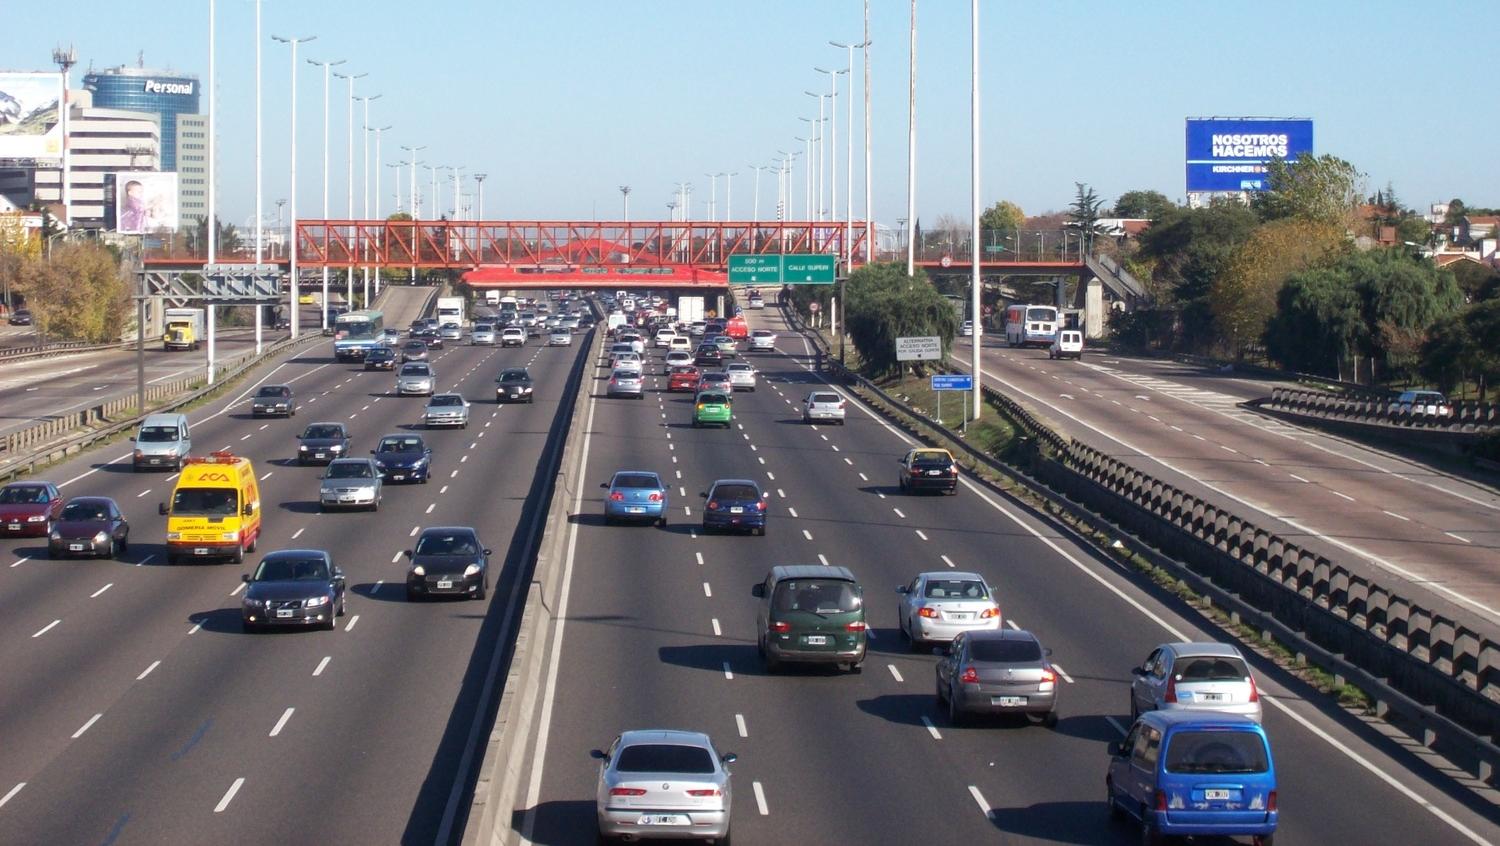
941, 554, 957, 568
137, 660, 161, 680
921, 716, 943, 740
90, 583, 113, 599
711, 618, 721, 637
72, 713, 103, 739
1383, 510, 1410, 522
968, 785, 992, 818
1051, 664, 1075, 683
213, 777, 245, 813
722, 661, 734, 680
752, 781, 769, 815
1446, 532, 1472, 544
0, 783, 25, 810
31, 619, 59, 638
313, 656, 331, 676
344, 614, 359, 632
703, 582, 712, 598
735, 714, 748, 738
269, 707, 295, 737
887, 664, 904, 683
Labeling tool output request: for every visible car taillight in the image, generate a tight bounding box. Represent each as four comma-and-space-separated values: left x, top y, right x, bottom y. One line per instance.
918, 607, 939, 619
685, 788, 721, 797
837, 400, 845, 408
979, 607, 999, 619
1039, 668, 1056, 684
1155, 790, 1168, 812
696, 404, 705, 411
910, 468, 923, 476
1247, 675, 1259, 702
648, 493, 662, 502
610, 787, 647, 797
959, 666, 978, 684
1266, 790, 1277, 812
1164, 674, 1178, 703
845, 621, 866, 632
754, 500, 765, 511
609, 492, 624, 501
771, 621, 790, 633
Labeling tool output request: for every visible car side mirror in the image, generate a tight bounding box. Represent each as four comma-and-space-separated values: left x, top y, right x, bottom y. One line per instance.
241, 574, 251, 583
370, 449, 376, 455
721, 752, 738, 765
403, 549, 413, 558
1110, 741, 1126, 757
243, 504, 254, 517
333, 567, 344, 579
483, 549, 493, 556
600, 482, 609, 489
699, 492, 708, 498
895, 586, 908, 594
750, 583, 765, 598
589, 749, 608, 762
1044, 647, 1053, 656
1130, 666, 1147, 676
158, 503, 168, 516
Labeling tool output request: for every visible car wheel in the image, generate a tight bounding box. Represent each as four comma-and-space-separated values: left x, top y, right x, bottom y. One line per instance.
658, 515, 668, 527
753, 526, 764, 537
947, 683, 964, 726
107, 538, 118, 560
1129, 699, 1139, 723
1252, 835, 1274, 846
1041, 710, 1059, 729
474, 579, 487, 601
763, 649, 780, 674
406, 589, 420, 602
714, 828, 731, 846
323, 608, 338, 631
232, 544, 244, 565
244, 621, 260, 634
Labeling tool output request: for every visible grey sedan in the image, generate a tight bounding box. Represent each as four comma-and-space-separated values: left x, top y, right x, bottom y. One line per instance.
423, 393, 471, 428
396, 363, 436, 396
936, 629, 1058, 726
319, 458, 383, 511
592, 730, 735, 843
471, 324, 496, 345
548, 329, 572, 346
607, 368, 644, 399
251, 384, 297, 417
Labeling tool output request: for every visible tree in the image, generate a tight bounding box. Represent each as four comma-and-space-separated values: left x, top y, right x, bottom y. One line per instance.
979, 200, 1024, 234
1421, 300, 1500, 399
14, 241, 131, 342
1264, 265, 1365, 377
1210, 219, 1347, 355
1112, 189, 1174, 221
1252, 153, 1363, 228
843, 262, 958, 375
1132, 200, 1259, 350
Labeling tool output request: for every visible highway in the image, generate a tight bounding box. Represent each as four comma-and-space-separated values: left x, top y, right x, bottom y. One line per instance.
0, 286, 590, 844
514, 307, 1499, 845
954, 336, 1500, 636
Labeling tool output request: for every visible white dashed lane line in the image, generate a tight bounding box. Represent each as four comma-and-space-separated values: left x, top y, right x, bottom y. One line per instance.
313, 656, 331, 676
921, 716, 942, 740
817, 554, 830, 566
90, 583, 113, 599
269, 707, 295, 737
0, 783, 26, 810
1051, 664, 1075, 684
31, 619, 60, 638
915, 530, 928, 541
711, 618, 721, 636
214, 777, 246, 813
968, 785, 992, 819
735, 714, 748, 738
887, 664, 904, 683
801, 529, 813, 541
752, 782, 769, 816
71, 713, 103, 739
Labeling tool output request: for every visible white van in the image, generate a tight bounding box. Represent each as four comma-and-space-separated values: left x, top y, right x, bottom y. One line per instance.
606, 313, 628, 335
133, 413, 192, 471
1049, 330, 1084, 360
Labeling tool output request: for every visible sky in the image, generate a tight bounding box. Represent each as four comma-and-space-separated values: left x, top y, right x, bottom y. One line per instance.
7, 0, 1496, 229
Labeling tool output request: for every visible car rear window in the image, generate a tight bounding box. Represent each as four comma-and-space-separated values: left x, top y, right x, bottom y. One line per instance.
710, 484, 758, 501
615, 744, 715, 774
923, 579, 986, 599
811, 393, 840, 404
614, 474, 660, 489
1173, 656, 1250, 682
698, 393, 729, 405
911, 453, 953, 467
773, 579, 861, 614
970, 638, 1042, 663
1164, 730, 1269, 774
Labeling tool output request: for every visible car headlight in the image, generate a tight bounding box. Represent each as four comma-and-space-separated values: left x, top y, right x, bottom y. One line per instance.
305, 595, 329, 607
221, 531, 239, 541
50, 530, 62, 540
521, 386, 533, 393
330, 444, 344, 452
27, 515, 47, 522
243, 597, 264, 607
167, 532, 181, 541
412, 457, 428, 468
134, 450, 145, 459
94, 531, 109, 543
299, 445, 309, 451
463, 563, 482, 577
411, 564, 426, 576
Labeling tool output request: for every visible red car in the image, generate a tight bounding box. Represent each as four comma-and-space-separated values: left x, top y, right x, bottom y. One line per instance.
0, 481, 65, 537
668, 365, 702, 392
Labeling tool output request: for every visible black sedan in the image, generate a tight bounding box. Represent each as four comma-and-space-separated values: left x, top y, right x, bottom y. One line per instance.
370, 433, 432, 483
694, 346, 724, 368
405, 526, 490, 601
363, 345, 397, 370
47, 496, 130, 559
495, 368, 535, 403
251, 384, 297, 417
296, 422, 352, 464
240, 549, 346, 632
9, 308, 32, 326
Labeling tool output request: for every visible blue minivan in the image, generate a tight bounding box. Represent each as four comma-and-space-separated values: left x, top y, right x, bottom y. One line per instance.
1107, 710, 1277, 845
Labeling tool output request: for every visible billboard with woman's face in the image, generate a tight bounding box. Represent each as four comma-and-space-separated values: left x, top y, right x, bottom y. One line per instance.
115, 171, 179, 233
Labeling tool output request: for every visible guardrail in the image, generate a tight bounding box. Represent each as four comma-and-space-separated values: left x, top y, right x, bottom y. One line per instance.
1260, 386, 1500, 434
780, 302, 1500, 785
0, 339, 128, 362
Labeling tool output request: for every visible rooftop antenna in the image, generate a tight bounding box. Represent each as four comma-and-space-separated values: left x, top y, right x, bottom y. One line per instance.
138, 50, 144, 68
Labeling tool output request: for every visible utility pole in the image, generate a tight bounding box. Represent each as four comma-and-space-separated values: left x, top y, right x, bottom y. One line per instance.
309, 56, 345, 330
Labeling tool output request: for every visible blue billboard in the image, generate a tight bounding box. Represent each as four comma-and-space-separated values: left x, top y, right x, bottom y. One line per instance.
1185, 118, 1313, 192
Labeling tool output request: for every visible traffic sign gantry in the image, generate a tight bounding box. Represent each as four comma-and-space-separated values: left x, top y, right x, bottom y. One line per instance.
728, 254, 837, 285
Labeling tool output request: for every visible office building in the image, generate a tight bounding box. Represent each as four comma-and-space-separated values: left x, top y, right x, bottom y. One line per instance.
176, 113, 209, 224
83, 66, 198, 172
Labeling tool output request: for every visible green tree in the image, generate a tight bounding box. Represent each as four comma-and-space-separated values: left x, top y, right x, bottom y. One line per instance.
1252, 153, 1363, 228
1264, 266, 1365, 377
15, 242, 131, 342
1112, 189, 1174, 220
843, 262, 958, 375
1210, 219, 1347, 355
1132, 199, 1260, 350
979, 200, 1024, 234
1421, 300, 1500, 399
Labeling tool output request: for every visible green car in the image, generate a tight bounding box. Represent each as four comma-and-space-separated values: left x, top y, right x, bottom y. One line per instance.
711, 335, 739, 358
693, 391, 734, 428
752, 565, 867, 673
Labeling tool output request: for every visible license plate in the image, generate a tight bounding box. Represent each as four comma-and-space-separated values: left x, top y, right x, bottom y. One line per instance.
637, 815, 689, 827
339, 497, 356, 503
314, 453, 326, 459
276, 609, 293, 618
437, 580, 453, 589
628, 507, 644, 513
194, 547, 209, 555
993, 696, 1027, 706
1199, 693, 1223, 702
150, 458, 162, 464
949, 613, 972, 621
69, 543, 85, 551
1204, 789, 1230, 801
7, 523, 19, 531
730, 506, 744, 513
928, 470, 943, 476
805, 635, 828, 645
392, 475, 405, 481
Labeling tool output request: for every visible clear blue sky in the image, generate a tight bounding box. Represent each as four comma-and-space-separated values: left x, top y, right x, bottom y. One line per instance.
9, 0, 1494, 228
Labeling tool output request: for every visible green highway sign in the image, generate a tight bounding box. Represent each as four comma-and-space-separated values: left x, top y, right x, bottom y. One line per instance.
728, 254, 837, 285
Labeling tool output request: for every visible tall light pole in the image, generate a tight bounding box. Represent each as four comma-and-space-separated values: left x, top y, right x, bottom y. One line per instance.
795, 132, 814, 220
725, 172, 737, 222
906, 0, 918, 276
272, 34, 315, 340
815, 68, 846, 228
863, 2, 875, 261
832, 40, 867, 265
804, 92, 828, 220
207, 0, 216, 268
333, 70, 365, 307
425, 164, 442, 218
369, 124, 391, 296
388, 162, 403, 212
308, 56, 344, 329
448, 165, 463, 219
251, 0, 264, 354
475, 173, 488, 219
402, 145, 425, 218
51, 45, 77, 228
705, 173, 719, 223
618, 185, 630, 222
969, 0, 981, 421
356, 94, 381, 305
748, 164, 765, 225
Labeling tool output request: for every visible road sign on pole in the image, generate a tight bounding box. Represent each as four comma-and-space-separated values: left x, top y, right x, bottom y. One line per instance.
895, 335, 942, 361
728, 254, 836, 284
931, 374, 973, 391
726, 255, 781, 283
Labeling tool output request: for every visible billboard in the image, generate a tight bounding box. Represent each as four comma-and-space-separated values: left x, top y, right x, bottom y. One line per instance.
115, 171, 179, 233
0, 72, 64, 161
1185, 118, 1314, 193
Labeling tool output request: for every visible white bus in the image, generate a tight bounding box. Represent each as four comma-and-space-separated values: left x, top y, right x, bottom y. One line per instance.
1004, 303, 1059, 348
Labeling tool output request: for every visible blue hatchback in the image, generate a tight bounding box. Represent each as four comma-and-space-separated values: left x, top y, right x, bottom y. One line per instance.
701, 478, 767, 535
1107, 710, 1277, 845
601, 470, 668, 526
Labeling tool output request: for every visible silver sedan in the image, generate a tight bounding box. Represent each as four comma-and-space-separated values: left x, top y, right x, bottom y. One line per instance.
319, 458, 383, 511
936, 629, 1059, 726
897, 572, 1002, 649
396, 363, 436, 396
592, 729, 735, 842
422, 393, 470, 428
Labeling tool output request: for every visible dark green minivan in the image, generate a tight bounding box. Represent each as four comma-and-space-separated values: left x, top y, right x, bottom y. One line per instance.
752, 565, 867, 673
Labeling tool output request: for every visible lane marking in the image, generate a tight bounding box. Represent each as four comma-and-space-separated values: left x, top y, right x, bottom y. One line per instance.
702, 582, 712, 598
802, 529, 813, 541
695, 552, 705, 566
11, 556, 29, 568
137, 660, 161, 680
915, 530, 929, 541
230, 582, 246, 596
188, 623, 202, 635
344, 614, 359, 632
1446, 532, 1472, 544
136, 489, 150, 498
941, 554, 956, 568
269, 708, 295, 737
1051, 664, 1075, 683
968, 785, 992, 819
425, 504, 436, 514
787, 507, 798, 518
260, 471, 273, 480
1006, 619, 1021, 630
1331, 490, 1356, 502
921, 716, 943, 740
735, 714, 748, 738
818, 554, 830, 566
858, 472, 868, 481
887, 664, 904, 683
752, 781, 769, 816
0, 784, 25, 810
892, 508, 906, 519
292, 528, 304, 539
711, 618, 721, 637
213, 777, 245, 813
313, 656, 331, 676
1105, 715, 1129, 736
1290, 474, 1310, 483
32, 619, 60, 638
72, 713, 103, 739
722, 661, 734, 680
91, 583, 114, 599
1383, 510, 1410, 522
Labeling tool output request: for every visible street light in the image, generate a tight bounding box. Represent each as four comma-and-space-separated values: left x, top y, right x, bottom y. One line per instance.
906, 0, 918, 276
402, 145, 425, 218
51, 44, 77, 228
475, 173, 488, 219
968, 0, 981, 421
831, 40, 869, 266
619, 185, 631, 222
333, 69, 366, 307
814, 67, 846, 228
272, 33, 315, 340
356, 94, 381, 305
804, 91, 829, 220
368, 124, 391, 296
388, 162, 403, 212
308, 56, 345, 329
725, 171, 738, 222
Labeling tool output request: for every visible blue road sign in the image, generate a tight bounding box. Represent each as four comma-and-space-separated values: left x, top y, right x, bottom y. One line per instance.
931, 374, 973, 391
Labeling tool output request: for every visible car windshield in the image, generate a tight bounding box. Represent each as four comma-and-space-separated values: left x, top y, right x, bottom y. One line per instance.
970, 638, 1042, 663
61, 501, 109, 521
615, 744, 715, 775
1173, 655, 1251, 683
1164, 731, 1270, 774
171, 487, 238, 516
137, 425, 179, 442
475, 324, 492, 332
302, 425, 343, 439
711, 484, 758, 501
368, 348, 392, 358
326, 462, 373, 479
924, 579, 987, 599
400, 365, 430, 375
254, 556, 330, 582
773, 579, 861, 615
429, 395, 464, 407
416, 533, 479, 555
378, 437, 424, 453
753, 330, 772, 337
0, 485, 51, 504
257, 386, 290, 398
499, 370, 531, 382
